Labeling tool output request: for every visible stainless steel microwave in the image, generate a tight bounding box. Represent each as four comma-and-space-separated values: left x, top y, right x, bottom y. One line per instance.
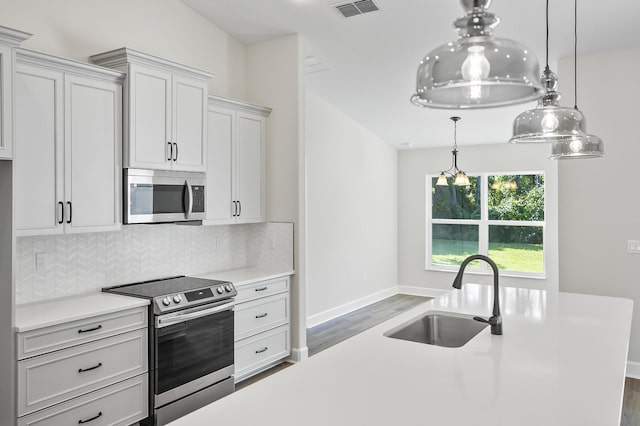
124, 169, 206, 224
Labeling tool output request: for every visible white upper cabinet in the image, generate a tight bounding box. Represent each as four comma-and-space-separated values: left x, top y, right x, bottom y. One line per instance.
206, 96, 270, 225
0, 26, 31, 159
91, 48, 211, 172
14, 50, 123, 236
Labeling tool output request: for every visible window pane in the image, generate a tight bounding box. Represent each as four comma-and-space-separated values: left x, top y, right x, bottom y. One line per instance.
488, 174, 544, 221
432, 176, 481, 220
488, 225, 543, 272
432, 224, 479, 266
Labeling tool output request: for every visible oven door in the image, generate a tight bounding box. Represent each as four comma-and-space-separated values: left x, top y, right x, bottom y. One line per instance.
154, 300, 234, 407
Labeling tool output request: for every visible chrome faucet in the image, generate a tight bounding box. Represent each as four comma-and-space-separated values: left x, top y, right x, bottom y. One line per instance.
452, 254, 503, 335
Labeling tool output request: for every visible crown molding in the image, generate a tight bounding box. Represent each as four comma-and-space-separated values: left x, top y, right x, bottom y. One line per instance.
90, 47, 214, 82
0, 26, 32, 46
208, 94, 272, 117
16, 48, 124, 82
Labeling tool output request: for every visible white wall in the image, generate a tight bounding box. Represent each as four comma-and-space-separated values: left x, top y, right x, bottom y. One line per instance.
398, 143, 559, 292
245, 35, 308, 359
557, 48, 640, 363
0, 0, 247, 98
305, 90, 398, 326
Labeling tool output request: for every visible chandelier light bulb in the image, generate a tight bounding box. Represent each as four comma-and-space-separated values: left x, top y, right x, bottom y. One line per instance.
461, 46, 491, 81
541, 112, 559, 132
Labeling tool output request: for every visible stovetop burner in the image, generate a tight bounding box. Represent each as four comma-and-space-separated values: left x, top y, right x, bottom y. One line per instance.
103, 275, 237, 314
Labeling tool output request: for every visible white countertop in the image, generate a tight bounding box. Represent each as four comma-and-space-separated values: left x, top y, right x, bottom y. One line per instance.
192, 267, 294, 287
15, 292, 150, 332
170, 284, 633, 426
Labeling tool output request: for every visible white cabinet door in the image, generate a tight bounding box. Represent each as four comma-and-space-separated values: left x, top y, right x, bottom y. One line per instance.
0, 45, 12, 159
128, 64, 172, 170
236, 111, 265, 223
172, 75, 206, 172
64, 75, 121, 233
206, 105, 234, 224
14, 64, 64, 235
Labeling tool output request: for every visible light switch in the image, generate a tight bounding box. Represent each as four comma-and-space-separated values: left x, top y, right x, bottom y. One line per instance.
628, 240, 640, 254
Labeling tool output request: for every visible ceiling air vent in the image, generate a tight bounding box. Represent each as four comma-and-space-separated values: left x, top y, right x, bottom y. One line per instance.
335, 0, 380, 18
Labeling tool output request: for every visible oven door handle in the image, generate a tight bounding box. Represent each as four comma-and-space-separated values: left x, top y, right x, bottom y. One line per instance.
156, 301, 234, 328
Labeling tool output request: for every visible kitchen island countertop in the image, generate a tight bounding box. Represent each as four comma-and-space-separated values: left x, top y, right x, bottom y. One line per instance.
170, 284, 632, 426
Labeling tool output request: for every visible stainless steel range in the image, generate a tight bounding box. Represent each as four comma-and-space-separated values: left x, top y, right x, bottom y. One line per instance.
104, 276, 237, 425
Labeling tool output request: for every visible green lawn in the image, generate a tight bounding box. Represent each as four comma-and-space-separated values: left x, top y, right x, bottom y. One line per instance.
432, 239, 543, 272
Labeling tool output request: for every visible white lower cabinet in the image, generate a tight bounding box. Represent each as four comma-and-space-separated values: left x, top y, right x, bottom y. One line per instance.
17, 374, 148, 426
16, 306, 149, 425
234, 276, 291, 382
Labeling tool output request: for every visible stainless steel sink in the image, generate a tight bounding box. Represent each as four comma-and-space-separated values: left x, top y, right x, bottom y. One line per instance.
384, 311, 488, 348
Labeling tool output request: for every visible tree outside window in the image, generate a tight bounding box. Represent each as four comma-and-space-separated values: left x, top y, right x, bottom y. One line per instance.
428, 173, 545, 276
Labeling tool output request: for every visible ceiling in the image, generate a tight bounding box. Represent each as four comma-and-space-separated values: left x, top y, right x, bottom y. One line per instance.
181, 0, 640, 149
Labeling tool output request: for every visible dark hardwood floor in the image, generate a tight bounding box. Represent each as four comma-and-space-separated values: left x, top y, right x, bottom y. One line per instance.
237, 294, 640, 426
307, 294, 431, 356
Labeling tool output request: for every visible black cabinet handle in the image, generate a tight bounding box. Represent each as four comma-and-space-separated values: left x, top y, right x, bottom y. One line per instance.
255, 313, 268, 319
78, 362, 102, 373
78, 412, 102, 424
58, 201, 64, 224
255, 286, 268, 292
67, 201, 72, 224
238, 200, 241, 217
232, 201, 237, 217
168, 142, 173, 161
174, 142, 178, 162
78, 325, 102, 334
255, 347, 268, 354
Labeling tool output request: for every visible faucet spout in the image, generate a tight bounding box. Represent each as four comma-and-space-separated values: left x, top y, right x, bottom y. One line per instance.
451, 254, 503, 335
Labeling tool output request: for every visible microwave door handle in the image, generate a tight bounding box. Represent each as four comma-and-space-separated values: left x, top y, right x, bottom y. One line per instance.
185, 180, 193, 219
157, 301, 234, 328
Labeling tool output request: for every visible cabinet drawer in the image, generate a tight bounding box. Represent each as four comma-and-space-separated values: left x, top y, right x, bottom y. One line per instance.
18, 328, 147, 416
235, 325, 290, 382
235, 293, 289, 341
235, 277, 289, 303
17, 307, 147, 360
18, 373, 148, 426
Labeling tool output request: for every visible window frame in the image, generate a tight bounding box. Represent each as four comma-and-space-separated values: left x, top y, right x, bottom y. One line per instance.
425, 170, 546, 279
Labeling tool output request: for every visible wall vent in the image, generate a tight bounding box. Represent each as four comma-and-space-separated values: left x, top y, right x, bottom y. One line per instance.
335, 0, 380, 18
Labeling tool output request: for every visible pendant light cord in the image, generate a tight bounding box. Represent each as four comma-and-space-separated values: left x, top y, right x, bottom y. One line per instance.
574, 0, 578, 109
545, 0, 549, 72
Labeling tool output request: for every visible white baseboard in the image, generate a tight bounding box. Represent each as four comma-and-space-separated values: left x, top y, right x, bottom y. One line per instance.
288, 347, 308, 363
627, 361, 640, 379
307, 286, 397, 328
397, 285, 448, 298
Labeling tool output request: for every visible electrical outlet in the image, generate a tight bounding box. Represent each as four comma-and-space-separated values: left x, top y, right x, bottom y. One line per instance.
628, 240, 640, 254
216, 237, 223, 251
270, 238, 277, 249
35, 252, 46, 270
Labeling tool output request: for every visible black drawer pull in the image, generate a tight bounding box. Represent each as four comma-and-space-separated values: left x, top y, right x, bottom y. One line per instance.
255, 287, 268, 292
78, 362, 102, 373
255, 313, 268, 319
78, 411, 102, 424
255, 347, 268, 354
78, 325, 102, 334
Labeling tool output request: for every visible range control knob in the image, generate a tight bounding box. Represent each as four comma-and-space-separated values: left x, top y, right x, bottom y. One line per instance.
225, 284, 233, 292
173, 295, 182, 304
216, 286, 224, 294
162, 297, 171, 306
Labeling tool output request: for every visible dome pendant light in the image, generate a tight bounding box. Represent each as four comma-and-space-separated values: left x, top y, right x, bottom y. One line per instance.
411, 0, 545, 109
436, 117, 471, 187
510, 0, 604, 161
549, 0, 604, 159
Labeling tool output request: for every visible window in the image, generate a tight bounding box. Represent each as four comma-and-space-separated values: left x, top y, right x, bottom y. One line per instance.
427, 172, 545, 277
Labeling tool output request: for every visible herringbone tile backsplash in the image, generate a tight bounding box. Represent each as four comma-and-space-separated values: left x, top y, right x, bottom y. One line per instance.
16, 222, 293, 304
